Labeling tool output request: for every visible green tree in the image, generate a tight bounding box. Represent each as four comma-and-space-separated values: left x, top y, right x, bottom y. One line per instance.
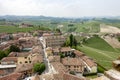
70, 34, 73, 47
33, 63, 46, 75
60, 53, 65, 58
64, 38, 70, 46
0, 50, 7, 60
9, 45, 20, 52
64, 34, 78, 47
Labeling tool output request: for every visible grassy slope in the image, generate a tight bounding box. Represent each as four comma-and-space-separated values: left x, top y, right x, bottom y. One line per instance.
77, 46, 120, 69
77, 36, 120, 69
83, 36, 116, 52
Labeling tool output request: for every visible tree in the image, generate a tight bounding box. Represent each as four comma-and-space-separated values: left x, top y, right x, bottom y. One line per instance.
70, 34, 74, 47
9, 45, 20, 52
0, 50, 7, 60
33, 63, 46, 75
64, 38, 70, 46
64, 34, 78, 47
56, 28, 61, 33
60, 53, 65, 58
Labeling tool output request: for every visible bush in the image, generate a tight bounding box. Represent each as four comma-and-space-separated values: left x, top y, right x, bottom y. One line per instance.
69, 71, 75, 75
9, 45, 20, 52
0, 50, 7, 60
33, 62, 46, 75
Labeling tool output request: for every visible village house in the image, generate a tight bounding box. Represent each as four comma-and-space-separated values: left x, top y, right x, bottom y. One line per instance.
0, 43, 10, 50
51, 61, 68, 74
31, 45, 43, 54
1, 57, 17, 65
0, 33, 11, 43
18, 37, 40, 51
112, 60, 120, 71
12, 32, 26, 40
81, 56, 97, 74
17, 52, 32, 65
53, 73, 86, 80
52, 47, 75, 57
31, 53, 43, 65
74, 50, 85, 58
0, 57, 17, 76
48, 56, 61, 63
104, 69, 120, 80
15, 63, 33, 77
0, 64, 16, 77
44, 35, 66, 48
92, 76, 110, 80
62, 58, 85, 73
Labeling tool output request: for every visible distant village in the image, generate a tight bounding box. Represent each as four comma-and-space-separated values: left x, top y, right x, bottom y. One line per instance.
0, 29, 120, 80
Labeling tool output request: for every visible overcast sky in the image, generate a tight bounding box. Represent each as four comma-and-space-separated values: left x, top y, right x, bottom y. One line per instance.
0, 0, 120, 17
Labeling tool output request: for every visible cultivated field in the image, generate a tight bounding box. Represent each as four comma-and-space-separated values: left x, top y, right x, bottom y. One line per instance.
100, 24, 120, 33
0, 26, 50, 33
103, 36, 120, 48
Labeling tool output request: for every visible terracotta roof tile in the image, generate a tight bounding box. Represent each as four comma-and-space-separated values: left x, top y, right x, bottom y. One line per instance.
1, 57, 17, 62
15, 63, 33, 73
63, 73, 86, 80
51, 62, 67, 73
81, 56, 97, 67
74, 50, 85, 57
8, 52, 30, 57
0, 73, 23, 80
60, 47, 72, 52
62, 58, 84, 66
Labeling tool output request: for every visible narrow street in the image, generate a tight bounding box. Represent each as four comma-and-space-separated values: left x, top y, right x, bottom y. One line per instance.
39, 37, 57, 74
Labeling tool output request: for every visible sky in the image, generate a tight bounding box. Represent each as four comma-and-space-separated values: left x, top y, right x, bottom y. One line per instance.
0, 0, 120, 17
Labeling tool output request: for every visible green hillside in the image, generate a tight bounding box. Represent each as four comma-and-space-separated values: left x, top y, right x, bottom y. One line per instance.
77, 36, 120, 69
77, 45, 120, 69
83, 35, 116, 52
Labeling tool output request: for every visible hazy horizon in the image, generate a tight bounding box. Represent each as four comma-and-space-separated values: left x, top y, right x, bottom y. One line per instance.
0, 0, 120, 17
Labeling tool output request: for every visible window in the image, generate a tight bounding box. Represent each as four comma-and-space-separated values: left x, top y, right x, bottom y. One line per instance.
29, 61, 31, 63
68, 66, 70, 68
24, 57, 27, 59
74, 66, 76, 68
25, 61, 28, 63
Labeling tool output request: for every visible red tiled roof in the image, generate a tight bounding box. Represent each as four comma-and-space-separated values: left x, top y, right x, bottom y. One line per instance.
0, 70, 5, 75
74, 50, 85, 57
81, 56, 97, 67
1, 57, 17, 62
15, 63, 33, 73
60, 47, 72, 52
0, 73, 23, 80
53, 73, 86, 80
62, 58, 84, 66
8, 52, 30, 57
51, 62, 67, 73
63, 73, 86, 80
